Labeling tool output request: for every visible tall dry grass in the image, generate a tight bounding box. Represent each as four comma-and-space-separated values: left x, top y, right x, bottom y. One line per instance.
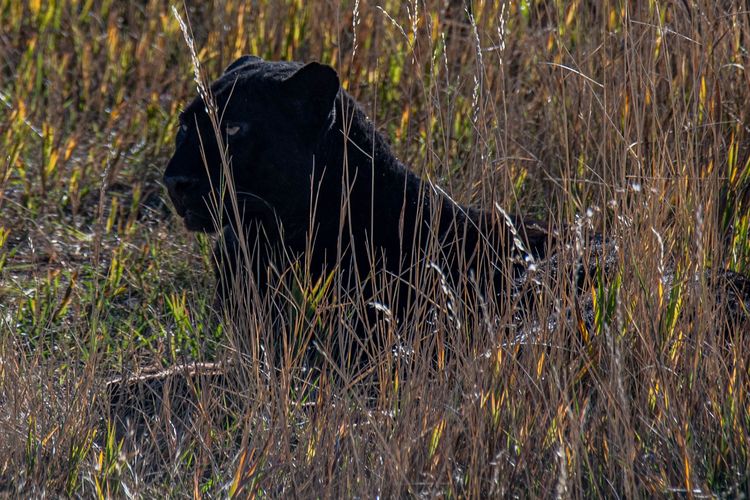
1, 0, 749, 496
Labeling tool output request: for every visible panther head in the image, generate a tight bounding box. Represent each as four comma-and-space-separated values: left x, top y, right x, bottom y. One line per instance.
163, 56, 340, 234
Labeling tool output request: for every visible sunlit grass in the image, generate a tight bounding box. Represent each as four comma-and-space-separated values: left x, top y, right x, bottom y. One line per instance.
1, 0, 749, 496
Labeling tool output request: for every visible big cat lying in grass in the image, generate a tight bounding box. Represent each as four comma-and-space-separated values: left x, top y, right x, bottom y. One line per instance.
163, 55, 750, 366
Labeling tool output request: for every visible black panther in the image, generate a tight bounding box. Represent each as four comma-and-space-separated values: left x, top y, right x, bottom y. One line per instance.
164, 55, 748, 347
163, 56, 548, 325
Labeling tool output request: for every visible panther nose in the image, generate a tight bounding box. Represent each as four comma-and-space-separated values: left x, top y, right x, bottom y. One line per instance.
164, 175, 200, 196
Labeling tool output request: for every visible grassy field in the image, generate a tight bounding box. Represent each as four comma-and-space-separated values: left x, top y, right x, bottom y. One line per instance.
2, 0, 750, 496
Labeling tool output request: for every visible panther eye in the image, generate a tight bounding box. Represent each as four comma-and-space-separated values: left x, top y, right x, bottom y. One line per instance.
176, 123, 189, 144
226, 124, 241, 136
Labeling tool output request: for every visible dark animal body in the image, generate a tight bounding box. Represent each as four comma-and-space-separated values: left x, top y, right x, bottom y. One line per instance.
163, 56, 749, 344
164, 56, 547, 325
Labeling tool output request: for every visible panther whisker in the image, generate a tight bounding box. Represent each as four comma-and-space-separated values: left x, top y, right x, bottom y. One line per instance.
234, 191, 274, 212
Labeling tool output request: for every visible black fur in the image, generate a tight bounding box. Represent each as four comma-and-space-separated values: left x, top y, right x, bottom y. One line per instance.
164, 57, 547, 322
164, 56, 749, 342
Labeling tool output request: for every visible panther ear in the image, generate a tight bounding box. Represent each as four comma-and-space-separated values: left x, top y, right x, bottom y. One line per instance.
281, 62, 340, 134
223, 55, 261, 74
